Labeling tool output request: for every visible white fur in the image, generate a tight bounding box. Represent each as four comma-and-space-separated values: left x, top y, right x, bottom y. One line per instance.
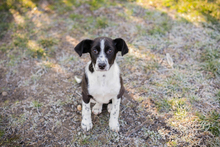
81, 101, 93, 131
86, 61, 121, 104
92, 102, 102, 115
109, 98, 121, 132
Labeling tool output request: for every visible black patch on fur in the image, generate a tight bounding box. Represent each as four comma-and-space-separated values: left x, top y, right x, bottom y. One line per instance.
74, 39, 93, 57
89, 62, 94, 73
81, 73, 93, 103
113, 38, 129, 56
117, 75, 125, 99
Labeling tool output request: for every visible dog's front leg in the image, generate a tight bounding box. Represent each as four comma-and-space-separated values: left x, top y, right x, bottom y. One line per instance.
81, 100, 93, 131
109, 98, 121, 132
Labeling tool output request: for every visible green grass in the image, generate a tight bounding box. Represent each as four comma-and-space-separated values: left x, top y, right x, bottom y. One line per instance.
28, 47, 45, 59
69, 13, 83, 20
200, 47, 220, 78
216, 90, 220, 103
151, 0, 220, 30
197, 111, 220, 137
38, 38, 57, 48
96, 16, 109, 28
88, 0, 116, 10
32, 100, 42, 108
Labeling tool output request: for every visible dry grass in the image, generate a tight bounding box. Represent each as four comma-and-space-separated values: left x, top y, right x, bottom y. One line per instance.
0, 0, 220, 146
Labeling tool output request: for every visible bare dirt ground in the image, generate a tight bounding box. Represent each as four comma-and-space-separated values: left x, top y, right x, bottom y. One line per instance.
0, 0, 220, 146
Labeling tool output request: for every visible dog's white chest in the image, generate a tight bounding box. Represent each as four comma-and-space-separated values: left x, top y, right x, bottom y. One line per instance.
86, 62, 121, 104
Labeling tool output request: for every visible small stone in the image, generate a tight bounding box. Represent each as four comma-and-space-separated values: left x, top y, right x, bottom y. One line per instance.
2, 91, 7, 96
77, 105, 82, 111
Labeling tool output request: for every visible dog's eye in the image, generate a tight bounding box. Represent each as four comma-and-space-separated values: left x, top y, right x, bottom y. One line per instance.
92, 49, 98, 54
107, 49, 113, 54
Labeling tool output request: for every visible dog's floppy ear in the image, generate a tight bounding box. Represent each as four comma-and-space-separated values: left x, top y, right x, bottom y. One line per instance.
74, 39, 93, 57
113, 38, 129, 56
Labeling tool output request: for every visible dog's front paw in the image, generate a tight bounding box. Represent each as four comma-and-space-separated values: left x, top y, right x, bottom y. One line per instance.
92, 103, 102, 115
109, 119, 120, 132
81, 118, 93, 131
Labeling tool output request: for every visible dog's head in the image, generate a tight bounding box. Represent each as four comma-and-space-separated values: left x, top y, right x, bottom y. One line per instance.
74, 37, 129, 71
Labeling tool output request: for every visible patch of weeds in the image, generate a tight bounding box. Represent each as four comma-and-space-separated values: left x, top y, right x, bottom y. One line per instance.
45, 62, 53, 68
48, 0, 73, 14
28, 47, 46, 59
32, 100, 42, 108
201, 61, 220, 78
69, 13, 83, 20
201, 48, 220, 62
88, 0, 116, 10
0, 23, 10, 39
0, 129, 4, 138
136, 25, 147, 36
168, 140, 178, 146
124, 54, 136, 64
189, 95, 200, 104
38, 38, 57, 48
13, 34, 28, 48
200, 47, 220, 78
197, 110, 220, 137
153, 0, 220, 24
148, 21, 172, 35
78, 135, 91, 146
96, 16, 108, 29
30, 74, 41, 84
145, 11, 172, 35
216, 90, 220, 104
142, 128, 162, 144
155, 98, 171, 112
0, 43, 7, 53
0, 0, 38, 14
144, 60, 160, 71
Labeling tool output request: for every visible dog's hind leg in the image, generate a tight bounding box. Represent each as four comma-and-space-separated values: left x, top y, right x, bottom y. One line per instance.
92, 102, 103, 115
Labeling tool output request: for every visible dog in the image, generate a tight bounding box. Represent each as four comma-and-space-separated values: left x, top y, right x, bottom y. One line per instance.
74, 37, 129, 132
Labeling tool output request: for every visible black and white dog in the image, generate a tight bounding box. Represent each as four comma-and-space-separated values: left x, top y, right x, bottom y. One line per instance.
74, 37, 129, 132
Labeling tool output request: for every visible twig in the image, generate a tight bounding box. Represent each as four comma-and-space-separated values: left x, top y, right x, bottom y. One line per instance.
125, 119, 149, 137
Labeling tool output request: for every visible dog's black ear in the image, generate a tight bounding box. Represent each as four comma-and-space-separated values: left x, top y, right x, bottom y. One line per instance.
74, 39, 93, 57
113, 38, 129, 56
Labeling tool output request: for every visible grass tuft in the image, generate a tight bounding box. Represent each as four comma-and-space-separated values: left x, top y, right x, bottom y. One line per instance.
197, 111, 220, 137
200, 47, 220, 78
96, 16, 108, 29
32, 100, 42, 108
38, 38, 57, 48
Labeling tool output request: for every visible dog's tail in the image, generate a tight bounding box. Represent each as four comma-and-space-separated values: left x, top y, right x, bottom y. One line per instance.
74, 76, 82, 84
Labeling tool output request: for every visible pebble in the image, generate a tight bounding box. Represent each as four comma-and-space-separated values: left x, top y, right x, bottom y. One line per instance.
2, 91, 7, 96
77, 105, 82, 111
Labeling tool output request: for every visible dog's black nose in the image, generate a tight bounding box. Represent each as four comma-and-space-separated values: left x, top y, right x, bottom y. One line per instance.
98, 63, 106, 69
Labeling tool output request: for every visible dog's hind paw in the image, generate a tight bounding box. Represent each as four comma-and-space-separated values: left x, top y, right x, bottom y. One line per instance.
92, 103, 102, 115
